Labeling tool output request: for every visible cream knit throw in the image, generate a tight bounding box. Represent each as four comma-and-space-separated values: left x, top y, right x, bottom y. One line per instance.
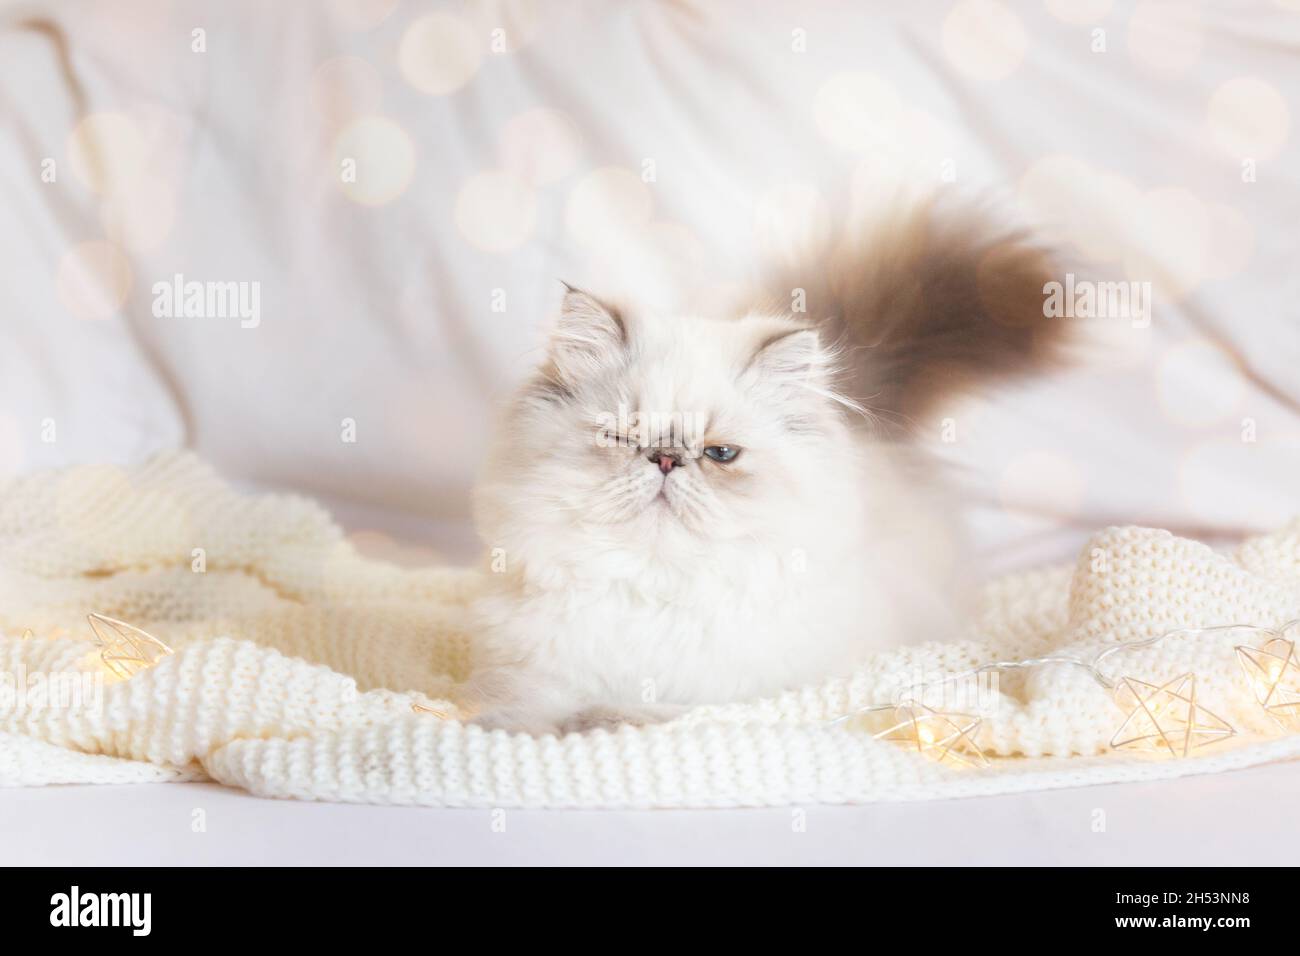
2, 452, 1299, 807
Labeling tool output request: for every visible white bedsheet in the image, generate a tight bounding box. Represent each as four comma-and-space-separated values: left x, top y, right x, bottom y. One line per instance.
1, 0, 1297, 572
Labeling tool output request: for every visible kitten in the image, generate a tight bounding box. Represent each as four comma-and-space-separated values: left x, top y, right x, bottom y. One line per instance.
465, 192, 1059, 735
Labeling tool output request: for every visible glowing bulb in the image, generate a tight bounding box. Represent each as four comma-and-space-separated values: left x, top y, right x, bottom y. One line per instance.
1111, 673, 1234, 757
86, 613, 173, 680
1235, 638, 1300, 730
868, 703, 988, 768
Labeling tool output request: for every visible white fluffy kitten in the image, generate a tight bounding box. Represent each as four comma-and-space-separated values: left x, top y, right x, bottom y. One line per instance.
466, 197, 1058, 734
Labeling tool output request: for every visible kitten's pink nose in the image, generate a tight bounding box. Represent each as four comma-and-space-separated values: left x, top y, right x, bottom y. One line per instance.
650, 450, 681, 474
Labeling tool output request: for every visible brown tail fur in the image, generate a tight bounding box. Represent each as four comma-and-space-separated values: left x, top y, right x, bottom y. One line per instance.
759, 192, 1064, 433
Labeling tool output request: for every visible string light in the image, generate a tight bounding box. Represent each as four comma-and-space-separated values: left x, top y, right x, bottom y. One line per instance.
1109, 673, 1235, 757
86, 612, 173, 680
1235, 637, 1300, 731
838, 619, 1300, 767
36, 615, 1300, 763
79, 617, 455, 721
864, 703, 988, 768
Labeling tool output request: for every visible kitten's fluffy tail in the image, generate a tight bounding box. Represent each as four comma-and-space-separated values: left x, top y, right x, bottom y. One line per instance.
760, 190, 1064, 432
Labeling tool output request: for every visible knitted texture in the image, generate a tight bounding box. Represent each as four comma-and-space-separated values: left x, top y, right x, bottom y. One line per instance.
2, 452, 1298, 807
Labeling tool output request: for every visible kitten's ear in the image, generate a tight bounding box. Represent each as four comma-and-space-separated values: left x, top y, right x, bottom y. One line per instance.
745, 324, 842, 427
750, 326, 827, 381
545, 286, 628, 387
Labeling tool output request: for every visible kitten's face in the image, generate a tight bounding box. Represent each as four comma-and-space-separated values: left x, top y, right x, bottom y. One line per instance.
475, 290, 858, 572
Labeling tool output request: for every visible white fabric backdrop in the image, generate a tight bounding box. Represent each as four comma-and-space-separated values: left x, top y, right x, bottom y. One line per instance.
1, 0, 1297, 569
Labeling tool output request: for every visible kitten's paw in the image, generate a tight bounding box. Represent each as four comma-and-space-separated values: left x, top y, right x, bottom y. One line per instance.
469, 706, 563, 736
558, 704, 686, 735
558, 707, 630, 735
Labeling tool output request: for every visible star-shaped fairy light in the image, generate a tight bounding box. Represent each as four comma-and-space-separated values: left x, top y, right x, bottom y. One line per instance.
87, 613, 174, 680
1110, 673, 1235, 757
870, 702, 989, 768
1235, 638, 1300, 730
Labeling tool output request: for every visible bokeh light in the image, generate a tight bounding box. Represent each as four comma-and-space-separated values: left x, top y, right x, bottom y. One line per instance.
56, 241, 133, 321
398, 12, 484, 95
331, 116, 416, 206
1207, 76, 1291, 161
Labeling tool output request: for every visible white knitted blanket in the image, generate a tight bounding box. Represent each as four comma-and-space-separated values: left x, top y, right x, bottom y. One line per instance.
2, 453, 1299, 807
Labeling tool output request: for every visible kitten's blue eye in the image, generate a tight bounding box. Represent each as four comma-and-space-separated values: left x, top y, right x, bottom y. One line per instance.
703, 445, 740, 463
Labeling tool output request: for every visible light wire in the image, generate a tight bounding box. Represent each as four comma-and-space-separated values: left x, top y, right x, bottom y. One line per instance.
832, 618, 1300, 726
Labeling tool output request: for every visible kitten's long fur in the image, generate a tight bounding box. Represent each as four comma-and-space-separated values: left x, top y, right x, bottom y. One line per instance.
465, 193, 1059, 735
